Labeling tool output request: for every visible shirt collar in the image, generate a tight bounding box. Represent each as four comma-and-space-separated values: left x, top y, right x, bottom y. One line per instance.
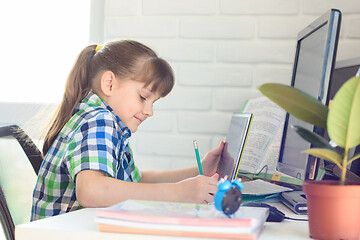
80, 91, 132, 138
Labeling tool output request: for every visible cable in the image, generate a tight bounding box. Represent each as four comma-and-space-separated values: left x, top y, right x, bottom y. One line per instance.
284, 216, 308, 221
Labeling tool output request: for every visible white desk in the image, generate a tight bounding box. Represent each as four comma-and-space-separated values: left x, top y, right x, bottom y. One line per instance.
15, 203, 310, 240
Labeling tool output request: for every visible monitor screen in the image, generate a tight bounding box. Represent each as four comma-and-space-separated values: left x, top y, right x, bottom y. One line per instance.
277, 9, 341, 180
331, 57, 360, 95
327, 58, 360, 178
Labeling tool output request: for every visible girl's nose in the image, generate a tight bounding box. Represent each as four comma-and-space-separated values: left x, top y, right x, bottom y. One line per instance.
143, 103, 153, 117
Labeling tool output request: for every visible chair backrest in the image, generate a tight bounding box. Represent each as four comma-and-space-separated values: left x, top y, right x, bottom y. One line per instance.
0, 125, 43, 240
0, 186, 14, 240
0, 125, 43, 174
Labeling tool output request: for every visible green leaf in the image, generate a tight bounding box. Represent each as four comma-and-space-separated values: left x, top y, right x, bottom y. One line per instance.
304, 148, 343, 168
291, 125, 335, 150
258, 83, 328, 128
327, 76, 360, 148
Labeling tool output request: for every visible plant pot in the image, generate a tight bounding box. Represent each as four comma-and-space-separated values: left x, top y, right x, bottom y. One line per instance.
303, 180, 360, 240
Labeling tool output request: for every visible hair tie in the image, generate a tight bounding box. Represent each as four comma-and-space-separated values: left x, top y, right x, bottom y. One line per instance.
95, 45, 103, 53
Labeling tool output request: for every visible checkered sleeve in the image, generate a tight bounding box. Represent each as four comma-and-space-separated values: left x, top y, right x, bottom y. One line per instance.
127, 144, 142, 182
66, 112, 121, 180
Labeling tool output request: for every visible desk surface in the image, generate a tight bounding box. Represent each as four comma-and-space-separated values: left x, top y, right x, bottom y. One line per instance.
16, 203, 310, 240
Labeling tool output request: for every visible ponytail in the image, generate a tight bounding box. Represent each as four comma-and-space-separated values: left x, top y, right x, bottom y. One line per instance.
42, 45, 96, 155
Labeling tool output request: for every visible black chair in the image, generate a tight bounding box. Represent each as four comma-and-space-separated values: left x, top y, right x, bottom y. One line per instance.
0, 186, 14, 240
0, 125, 43, 175
0, 125, 43, 240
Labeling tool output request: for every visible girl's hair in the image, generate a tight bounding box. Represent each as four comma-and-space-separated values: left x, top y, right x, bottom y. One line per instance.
42, 40, 174, 155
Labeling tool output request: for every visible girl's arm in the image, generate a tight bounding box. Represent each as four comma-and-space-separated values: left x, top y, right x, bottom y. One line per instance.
140, 165, 199, 183
140, 141, 225, 183
75, 169, 219, 208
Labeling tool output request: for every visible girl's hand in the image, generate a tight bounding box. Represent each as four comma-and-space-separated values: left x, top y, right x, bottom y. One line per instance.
174, 173, 219, 204
201, 141, 225, 176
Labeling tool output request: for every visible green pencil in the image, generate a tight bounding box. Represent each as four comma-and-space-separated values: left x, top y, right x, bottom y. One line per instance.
193, 140, 203, 175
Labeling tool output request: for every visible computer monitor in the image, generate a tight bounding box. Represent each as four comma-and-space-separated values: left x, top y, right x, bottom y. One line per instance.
331, 57, 360, 94
327, 57, 360, 178
276, 9, 342, 180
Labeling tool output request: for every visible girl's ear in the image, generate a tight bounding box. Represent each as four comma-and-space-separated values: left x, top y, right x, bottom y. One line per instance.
100, 71, 116, 97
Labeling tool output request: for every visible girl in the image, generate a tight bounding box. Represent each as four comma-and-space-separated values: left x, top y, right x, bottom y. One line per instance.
31, 40, 224, 220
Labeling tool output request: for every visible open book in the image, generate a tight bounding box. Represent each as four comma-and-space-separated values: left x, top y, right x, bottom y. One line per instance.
240, 97, 286, 175
95, 199, 269, 239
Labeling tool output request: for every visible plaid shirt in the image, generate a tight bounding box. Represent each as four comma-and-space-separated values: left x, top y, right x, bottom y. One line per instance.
31, 92, 142, 220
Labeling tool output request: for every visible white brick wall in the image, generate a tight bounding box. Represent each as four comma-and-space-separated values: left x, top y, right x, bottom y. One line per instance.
142, 0, 217, 15
220, 0, 298, 15
100, 0, 360, 171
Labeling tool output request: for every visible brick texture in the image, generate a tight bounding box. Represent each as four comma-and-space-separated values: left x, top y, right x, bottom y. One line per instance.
103, 0, 360, 171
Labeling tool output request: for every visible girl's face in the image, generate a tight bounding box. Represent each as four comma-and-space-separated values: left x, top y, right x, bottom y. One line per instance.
106, 77, 161, 133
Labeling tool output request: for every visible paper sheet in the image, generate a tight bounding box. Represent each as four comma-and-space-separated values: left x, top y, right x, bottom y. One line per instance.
240, 97, 286, 174
241, 179, 293, 196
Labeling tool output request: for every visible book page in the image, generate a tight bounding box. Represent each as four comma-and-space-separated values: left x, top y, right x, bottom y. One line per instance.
241, 179, 292, 196
260, 121, 284, 174
239, 97, 286, 174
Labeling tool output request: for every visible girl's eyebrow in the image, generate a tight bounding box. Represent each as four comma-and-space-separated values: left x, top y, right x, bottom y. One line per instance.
140, 87, 152, 95
141, 87, 161, 101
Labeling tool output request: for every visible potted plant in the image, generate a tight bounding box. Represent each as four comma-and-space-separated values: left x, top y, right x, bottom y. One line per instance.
258, 75, 360, 240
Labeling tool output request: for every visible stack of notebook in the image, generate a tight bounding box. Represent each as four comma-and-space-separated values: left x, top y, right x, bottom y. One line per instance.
95, 199, 269, 239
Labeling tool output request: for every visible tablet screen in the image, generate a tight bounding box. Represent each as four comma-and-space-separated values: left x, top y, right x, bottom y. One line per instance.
217, 113, 253, 180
